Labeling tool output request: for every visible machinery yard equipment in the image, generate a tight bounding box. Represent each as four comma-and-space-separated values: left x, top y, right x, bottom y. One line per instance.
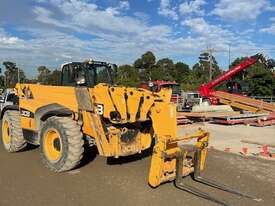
1, 60, 257, 205
139, 80, 186, 111
199, 53, 275, 113
0, 88, 16, 112
198, 53, 275, 125
139, 80, 202, 111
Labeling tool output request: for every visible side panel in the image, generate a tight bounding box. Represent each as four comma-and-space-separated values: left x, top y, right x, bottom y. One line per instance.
34, 103, 72, 130
90, 84, 169, 124
89, 84, 116, 118
150, 102, 177, 140
20, 116, 36, 130
16, 84, 78, 131
17, 84, 78, 113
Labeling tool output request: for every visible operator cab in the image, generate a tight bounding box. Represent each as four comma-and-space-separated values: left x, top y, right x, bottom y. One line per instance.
61, 60, 117, 87
226, 80, 249, 95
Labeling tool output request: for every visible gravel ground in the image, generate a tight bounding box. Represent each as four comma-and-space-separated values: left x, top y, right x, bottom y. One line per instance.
0, 134, 275, 206
178, 123, 275, 158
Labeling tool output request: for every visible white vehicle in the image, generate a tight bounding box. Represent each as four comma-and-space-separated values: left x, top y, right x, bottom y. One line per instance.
179, 91, 203, 111
0, 88, 16, 112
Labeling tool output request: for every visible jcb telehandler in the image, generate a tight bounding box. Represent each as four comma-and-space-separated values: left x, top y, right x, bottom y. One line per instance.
1, 60, 257, 205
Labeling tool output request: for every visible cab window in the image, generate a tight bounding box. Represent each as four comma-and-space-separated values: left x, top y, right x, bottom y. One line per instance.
96, 66, 111, 84
62, 65, 75, 86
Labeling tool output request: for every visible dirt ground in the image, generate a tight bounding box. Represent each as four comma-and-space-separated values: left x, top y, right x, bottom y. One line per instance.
178, 123, 275, 158
0, 126, 275, 206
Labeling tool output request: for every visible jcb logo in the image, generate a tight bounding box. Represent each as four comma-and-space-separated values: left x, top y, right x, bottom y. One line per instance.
96, 104, 104, 115
21, 110, 31, 117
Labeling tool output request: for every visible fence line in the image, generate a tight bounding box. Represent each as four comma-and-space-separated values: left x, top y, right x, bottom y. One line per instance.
251, 96, 275, 103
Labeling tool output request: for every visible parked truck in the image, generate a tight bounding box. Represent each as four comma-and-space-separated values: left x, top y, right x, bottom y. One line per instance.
0, 88, 16, 112
139, 80, 202, 111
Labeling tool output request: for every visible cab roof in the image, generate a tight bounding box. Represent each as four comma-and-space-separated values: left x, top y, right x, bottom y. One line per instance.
60, 60, 109, 69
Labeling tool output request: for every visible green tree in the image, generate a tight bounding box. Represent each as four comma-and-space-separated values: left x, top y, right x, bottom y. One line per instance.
116, 65, 139, 87
37, 66, 51, 84
152, 58, 175, 81
229, 57, 274, 96
172, 62, 192, 90
134, 51, 156, 81
173, 62, 190, 84
3, 61, 25, 88
19, 69, 26, 83
189, 53, 221, 91
48, 69, 62, 85
248, 72, 273, 96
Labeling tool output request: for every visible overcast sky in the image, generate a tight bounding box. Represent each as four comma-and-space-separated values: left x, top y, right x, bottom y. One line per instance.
0, 0, 275, 77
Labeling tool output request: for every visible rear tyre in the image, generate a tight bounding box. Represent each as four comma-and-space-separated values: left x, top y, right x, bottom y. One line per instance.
40, 116, 84, 172
1, 110, 27, 152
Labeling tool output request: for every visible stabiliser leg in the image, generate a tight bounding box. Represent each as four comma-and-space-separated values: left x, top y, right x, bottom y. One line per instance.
174, 151, 232, 206
193, 149, 260, 201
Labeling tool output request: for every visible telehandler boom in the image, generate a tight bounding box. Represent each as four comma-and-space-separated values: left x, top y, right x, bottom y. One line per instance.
1, 59, 257, 205
199, 53, 275, 113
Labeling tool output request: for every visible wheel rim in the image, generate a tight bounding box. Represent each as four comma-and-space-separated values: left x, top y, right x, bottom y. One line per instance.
43, 129, 62, 162
2, 120, 11, 145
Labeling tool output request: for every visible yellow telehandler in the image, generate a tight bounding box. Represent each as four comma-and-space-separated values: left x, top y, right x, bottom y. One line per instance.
1, 60, 256, 205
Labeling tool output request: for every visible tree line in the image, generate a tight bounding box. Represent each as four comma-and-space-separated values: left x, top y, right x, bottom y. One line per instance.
0, 62, 61, 88
1, 51, 274, 96
116, 51, 274, 96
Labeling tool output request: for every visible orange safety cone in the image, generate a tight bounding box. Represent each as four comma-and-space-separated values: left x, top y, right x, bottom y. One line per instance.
241, 147, 248, 155
260, 145, 269, 157
224, 148, 231, 152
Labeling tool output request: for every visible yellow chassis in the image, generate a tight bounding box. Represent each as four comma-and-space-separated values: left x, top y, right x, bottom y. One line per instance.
15, 83, 209, 187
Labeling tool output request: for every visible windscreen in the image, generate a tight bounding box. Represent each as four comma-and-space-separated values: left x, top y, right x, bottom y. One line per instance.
61, 62, 115, 87
86, 63, 114, 87
187, 93, 200, 99
96, 65, 112, 84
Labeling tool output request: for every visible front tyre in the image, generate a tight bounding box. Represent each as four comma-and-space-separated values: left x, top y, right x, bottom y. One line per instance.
1, 111, 27, 152
40, 116, 84, 172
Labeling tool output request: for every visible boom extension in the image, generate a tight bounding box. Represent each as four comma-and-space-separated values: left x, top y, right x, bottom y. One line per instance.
199, 53, 274, 97
198, 53, 275, 113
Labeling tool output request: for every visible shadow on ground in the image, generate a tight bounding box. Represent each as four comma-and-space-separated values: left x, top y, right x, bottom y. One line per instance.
106, 147, 153, 165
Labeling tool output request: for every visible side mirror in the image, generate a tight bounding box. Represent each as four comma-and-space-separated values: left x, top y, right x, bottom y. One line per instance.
75, 76, 86, 86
